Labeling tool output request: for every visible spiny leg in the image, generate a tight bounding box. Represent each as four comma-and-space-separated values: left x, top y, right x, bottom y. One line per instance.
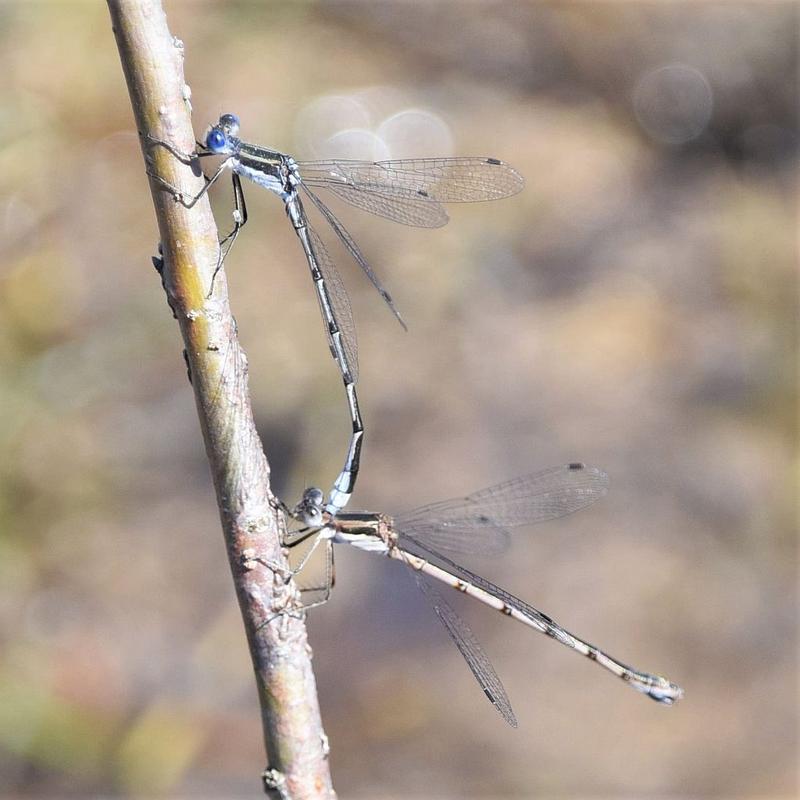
143, 133, 203, 164
253, 537, 335, 628
144, 130, 234, 207
146, 134, 243, 295
208, 172, 249, 298
147, 155, 234, 208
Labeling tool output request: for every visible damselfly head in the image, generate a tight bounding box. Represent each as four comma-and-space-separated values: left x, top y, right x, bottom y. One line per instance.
204, 113, 240, 154
293, 487, 326, 527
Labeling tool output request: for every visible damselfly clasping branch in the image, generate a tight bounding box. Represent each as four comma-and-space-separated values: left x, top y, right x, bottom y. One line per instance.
285, 462, 684, 726
149, 114, 523, 513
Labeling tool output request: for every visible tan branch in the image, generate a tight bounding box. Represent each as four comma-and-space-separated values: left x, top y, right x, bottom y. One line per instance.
106, 1, 335, 796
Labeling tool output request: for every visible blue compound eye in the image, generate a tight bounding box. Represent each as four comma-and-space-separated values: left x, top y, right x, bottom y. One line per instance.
205, 128, 228, 153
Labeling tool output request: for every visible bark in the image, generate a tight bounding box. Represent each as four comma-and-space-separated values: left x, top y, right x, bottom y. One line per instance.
106, 2, 335, 796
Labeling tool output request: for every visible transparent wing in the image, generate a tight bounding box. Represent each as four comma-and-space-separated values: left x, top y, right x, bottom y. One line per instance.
303, 186, 407, 328
397, 518, 511, 557
313, 182, 449, 228
306, 224, 359, 383
394, 463, 609, 556
411, 566, 517, 727
298, 157, 524, 204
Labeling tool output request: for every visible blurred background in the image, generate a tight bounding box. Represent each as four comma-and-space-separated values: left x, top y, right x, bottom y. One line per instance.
0, 1, 796, 797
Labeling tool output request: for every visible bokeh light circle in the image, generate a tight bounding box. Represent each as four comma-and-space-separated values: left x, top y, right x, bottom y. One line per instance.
633, 64, 714, 145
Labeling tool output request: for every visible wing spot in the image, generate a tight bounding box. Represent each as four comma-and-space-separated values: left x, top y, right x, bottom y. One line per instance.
486, 157, 502, 165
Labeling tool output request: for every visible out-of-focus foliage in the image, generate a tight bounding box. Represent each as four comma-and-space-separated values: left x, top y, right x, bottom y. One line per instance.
0, 1, 796, 797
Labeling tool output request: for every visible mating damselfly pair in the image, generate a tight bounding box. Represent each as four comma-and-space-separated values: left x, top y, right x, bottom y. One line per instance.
150, 114, 683, 724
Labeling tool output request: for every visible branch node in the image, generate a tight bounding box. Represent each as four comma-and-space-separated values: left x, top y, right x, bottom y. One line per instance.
262, 767, 292, 800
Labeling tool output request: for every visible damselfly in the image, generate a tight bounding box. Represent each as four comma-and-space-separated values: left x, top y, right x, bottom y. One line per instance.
148, 114, 524, 513
285, 462, 684, 726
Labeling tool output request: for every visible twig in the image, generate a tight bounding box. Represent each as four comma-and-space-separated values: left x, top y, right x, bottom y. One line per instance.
106, 2, 335, 797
